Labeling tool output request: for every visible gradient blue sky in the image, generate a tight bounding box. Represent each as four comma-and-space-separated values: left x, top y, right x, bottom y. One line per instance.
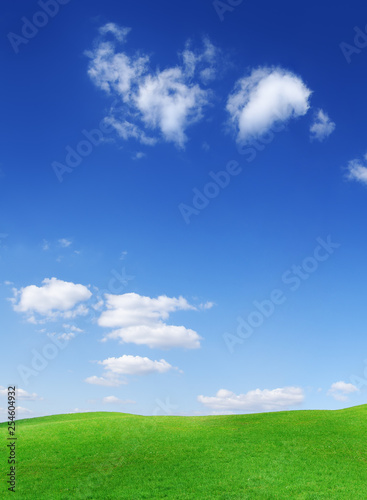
1, 0, 367, 419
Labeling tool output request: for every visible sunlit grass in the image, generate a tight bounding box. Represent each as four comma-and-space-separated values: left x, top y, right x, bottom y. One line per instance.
1, 405, 367, 499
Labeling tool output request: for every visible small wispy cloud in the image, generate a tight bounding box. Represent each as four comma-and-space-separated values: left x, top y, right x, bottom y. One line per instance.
310, 109, 335, 141
345, 153, 367, 185
102, 395, 136, 404
132, 152, 146, 160
58, 238, 72, 248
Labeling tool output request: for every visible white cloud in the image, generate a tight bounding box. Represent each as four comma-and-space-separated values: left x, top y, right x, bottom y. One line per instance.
134, 68, 209, 147
42, 239, 50, 251
132, 152, 146, 160
58, 238, 72, 248
310, 109, 335, 141
57, 332, 75, 341
62, 324, 84, 333
198, 387, 304, 413
98, 23, 131, 42
70, 408, 93, 414
226, 67, 312, 144
199, 301, 214, 310
327, 381, 358, 401
99, 355, 174, 375
346, 153, 367, 185
84, 375, 127, 387
87, 355, 176, 387
86, 26, 216, 148
15, 407, 33, 417
181, 37, 218, 83
98, 292, 201, 349
102, 396, 136, 404
11, 278, 92, 321
0, 386, 41, 401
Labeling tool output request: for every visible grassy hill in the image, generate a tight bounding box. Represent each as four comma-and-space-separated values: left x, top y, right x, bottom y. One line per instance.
1, 405, 367, 499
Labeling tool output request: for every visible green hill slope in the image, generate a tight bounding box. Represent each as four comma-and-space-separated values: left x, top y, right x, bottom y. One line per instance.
1, 405, 367, 499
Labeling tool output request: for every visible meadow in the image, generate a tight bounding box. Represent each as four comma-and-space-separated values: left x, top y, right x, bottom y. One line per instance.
1, 405, 367, 499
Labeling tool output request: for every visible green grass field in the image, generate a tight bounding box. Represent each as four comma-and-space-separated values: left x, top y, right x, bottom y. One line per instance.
1, 405, 367, 499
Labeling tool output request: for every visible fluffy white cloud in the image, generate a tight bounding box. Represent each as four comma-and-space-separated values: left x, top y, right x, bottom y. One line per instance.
87, 355, 176, 386
0, 386, 41, 401
86, 26, 217, 147
327, 381, 358, 401
134, 68, 208, 147
99, 355, 174, 375
11, 278, 92, 321
98, 292, 201, 349
102, 396, 136, 404
227, 67, 312, 144
346, 153, 367, 185
310, 109, 335, 141
198, 387, 304, 413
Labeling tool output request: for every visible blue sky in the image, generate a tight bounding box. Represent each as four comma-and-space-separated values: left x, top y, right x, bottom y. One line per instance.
1, 0, 367, 419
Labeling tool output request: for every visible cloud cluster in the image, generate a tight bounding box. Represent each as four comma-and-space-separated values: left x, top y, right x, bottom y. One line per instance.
310, 109, 335, 141
86, 25, 217, 148
11, 278, 92, 322
327, 381, 358, 401
198, 387, 304, 413
86, 26, 340, 153
98, 292, 201, 349
226, 67, 312, 144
